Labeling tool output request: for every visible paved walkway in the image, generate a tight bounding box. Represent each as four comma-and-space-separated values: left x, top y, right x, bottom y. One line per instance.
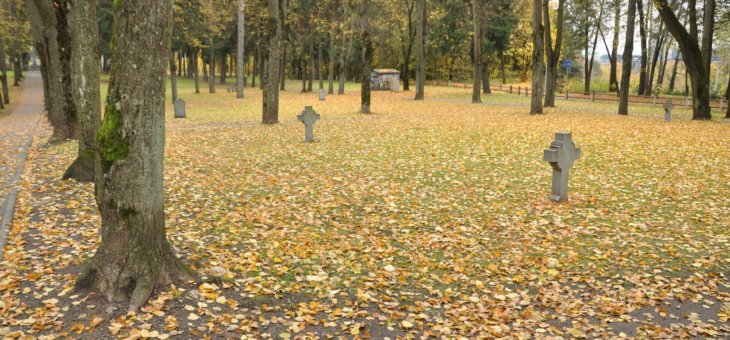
0, 71, 44, 259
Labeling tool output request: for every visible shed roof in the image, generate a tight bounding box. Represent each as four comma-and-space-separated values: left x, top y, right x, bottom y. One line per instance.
372, 69, 400, 75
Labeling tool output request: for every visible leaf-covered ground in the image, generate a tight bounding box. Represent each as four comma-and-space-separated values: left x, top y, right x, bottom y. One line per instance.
1, 78, 729, 339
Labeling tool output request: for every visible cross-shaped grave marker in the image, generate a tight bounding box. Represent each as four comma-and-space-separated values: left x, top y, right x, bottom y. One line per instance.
543, 132, 581, 202
663, 99, 673, 122
297, 106, 320, 142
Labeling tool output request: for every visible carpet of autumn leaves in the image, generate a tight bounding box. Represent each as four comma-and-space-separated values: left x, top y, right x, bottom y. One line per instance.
1, 78, 729, 339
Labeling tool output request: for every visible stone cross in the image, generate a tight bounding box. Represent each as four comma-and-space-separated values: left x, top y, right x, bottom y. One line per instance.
297, 106, 320, 142
319, 88, 326, 101
543, 132, 581, 202
174, 98, 186, 118
663, 100, 673, 122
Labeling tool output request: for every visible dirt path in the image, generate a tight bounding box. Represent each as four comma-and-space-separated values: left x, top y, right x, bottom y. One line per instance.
0, 71, 44, 260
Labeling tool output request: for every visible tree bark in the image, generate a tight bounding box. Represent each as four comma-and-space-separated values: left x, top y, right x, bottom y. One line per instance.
619, 0, 636, 115
361, 0, 373, 113
63, 0, 102, 183
237, 0, 245, 98
252, 45, 257, 88
636, 0, 647, 95
701, 0, 715, 85
647, 27, 665, 95
328, 35, 335, 94
471, 0, 482, 103
669, 51, 680, 92
654, 0, 711, 119
308, 40, 314, 92
543, 0, 564, 107
262, 0, 281, 124
75, 0, 191, 312
208, 43, 216, 93
219, 52, 227, 84
609, 0, 620, 92
26, 0, 78, 143
193, 49, 200, 94
338, 0, 352, 95
482, 59, 491, 94
530, 0, 545, 114
317, 40, 324, 90
414, 0, 425, 100
0, 37, 9, 104
280, 42, 287, 91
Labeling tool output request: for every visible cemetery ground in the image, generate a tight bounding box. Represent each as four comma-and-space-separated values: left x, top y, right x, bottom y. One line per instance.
1, 76, 729, 339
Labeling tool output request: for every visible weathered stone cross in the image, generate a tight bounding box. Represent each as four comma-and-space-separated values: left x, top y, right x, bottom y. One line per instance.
297, 106, 320, 142
663, 100, 673, 122
543, 132, 581, 202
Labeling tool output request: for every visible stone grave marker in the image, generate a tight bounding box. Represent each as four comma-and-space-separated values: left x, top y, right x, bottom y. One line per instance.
565, 89, 569, 100
174, 98, 186, 118
297, 106, 320, 142
543, 132, 581, 202
591, 91, 596, 102
319, 88, 326, 101
518, 86, 521, 95
663, 100, 673, 122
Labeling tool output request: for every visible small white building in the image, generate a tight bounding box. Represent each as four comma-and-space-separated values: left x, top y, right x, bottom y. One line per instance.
371, 69, 401, 92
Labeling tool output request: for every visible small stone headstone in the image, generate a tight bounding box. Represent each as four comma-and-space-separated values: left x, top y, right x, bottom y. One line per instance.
297, 106, 320, 142
174, 98, 186, 119
591, 91, 596, 102
517, 86, 521, 95
663, 100, 673, 122
543, 132, 581, 202
565, 89, 569, 100
319, 88, 326, 101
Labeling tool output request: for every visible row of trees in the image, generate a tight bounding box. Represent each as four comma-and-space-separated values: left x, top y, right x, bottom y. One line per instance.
0, 0, 31, 110
530, 0, 727, 120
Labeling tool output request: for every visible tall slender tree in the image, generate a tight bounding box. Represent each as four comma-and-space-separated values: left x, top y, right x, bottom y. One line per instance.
263, 0, 283, 124
361, 0, 374, 113
236, 0, 245, 98
619, 0, 636, 115
75, 0, 191, 312
471, 0, 482, 103
530, 0, 545, 114
414, 0, 425, 100
543, 0, 565, 107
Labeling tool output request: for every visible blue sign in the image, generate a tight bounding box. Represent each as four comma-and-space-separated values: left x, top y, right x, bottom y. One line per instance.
563, 60, 571, 69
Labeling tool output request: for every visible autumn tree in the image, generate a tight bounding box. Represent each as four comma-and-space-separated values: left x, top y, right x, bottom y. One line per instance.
530, 0, 545, 114
414, 0, 425, 100
543, 0, 564, 107
75, 0, 191, 312
654, 0, 712, 119
262, 0, 283, 124
618, 0, 636, 115
361, 0, 374, 113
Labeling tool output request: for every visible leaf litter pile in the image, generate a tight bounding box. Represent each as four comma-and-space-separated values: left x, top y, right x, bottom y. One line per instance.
1, 83, 729, 339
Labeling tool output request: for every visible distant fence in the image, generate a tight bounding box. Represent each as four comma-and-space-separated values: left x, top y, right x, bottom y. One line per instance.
428, 79, 727, 110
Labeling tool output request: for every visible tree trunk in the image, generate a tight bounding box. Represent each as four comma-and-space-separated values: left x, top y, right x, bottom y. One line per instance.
619, 0, 636, 115
482, 59, 491, 94
543, 0, 565, 107
237, 0, 245, 98
328, 36, 335, 94
636, 0, 647, 95
27, 0, 78, 143
193, 49, 200, 94
0, 37, 9, 104
657, 38, 672, 89
609, 0, 620, 92
13, 58, 22, 86
301, 47, 307, 93
74, 0, 191, 312
701, 0, 715, 81
219, 52, 227, 84
169, 51, 178, 103
262, 0, 281, 124
471, 0, 482, 104
530, 0, 545, 114
647, 28, 665, 95
308, 40, 314, 92
208, 44, 216, 93
317, 40, 324, 90
361, 0, 373, 113
338, 1, 352, 95
63, 0, 101, 183
654, 0, 711, 119
669, 51, 680, 92
414, 0, 425, 100
726, 73, 730, 118
500, 51, 506, 84
252, 46, 258, 88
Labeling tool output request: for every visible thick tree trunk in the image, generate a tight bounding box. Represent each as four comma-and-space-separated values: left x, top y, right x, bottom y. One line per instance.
75, 0, 191, 312
63, 0, 101, 183
262, 0, 281, 124
636, 0, 647, 95
609, 0, 620, 92
619, 0, 636, 115
169, 51, 178, 103
187, 49, 194, 78
543, 0, 564, 107
654, 0, 711, 119
482, 60, 491, 94
0, 37, 9, 104
726, 73, 730, 118
237, 0, 245, 98
471, 0, 482, 104
414, 0, 425, 100
27, 0, 78, 143
701, 0, 715, 81
328, 36, 335, 94
361, 0, 373, 113
13, 58, 22, 86
530, 0, 545, 114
